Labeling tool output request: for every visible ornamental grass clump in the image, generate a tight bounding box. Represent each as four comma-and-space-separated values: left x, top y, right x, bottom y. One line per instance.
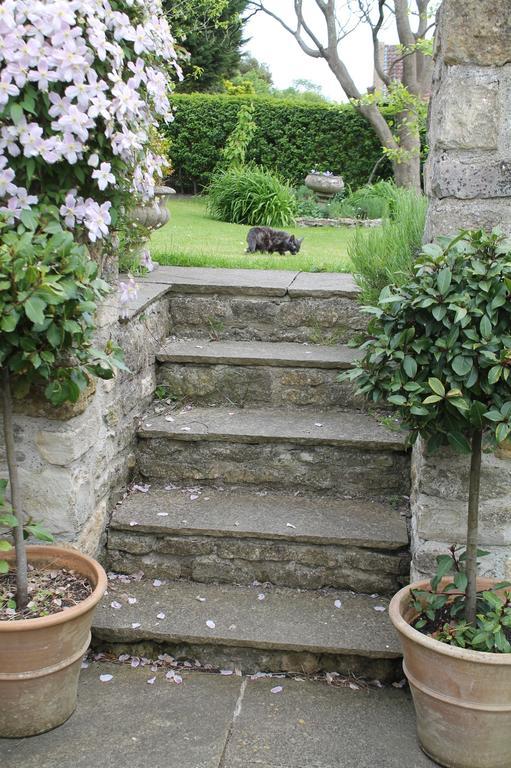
341, 230, 511, 644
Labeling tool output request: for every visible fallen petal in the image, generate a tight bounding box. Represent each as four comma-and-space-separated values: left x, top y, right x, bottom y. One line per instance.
131, 623, 141, 629
206, 620, 216, 629
147, 677, 156, 685
271, 686, 283, 694
100, 674, 113, 682
334, 599, 342, 609
156, 612, 166, 620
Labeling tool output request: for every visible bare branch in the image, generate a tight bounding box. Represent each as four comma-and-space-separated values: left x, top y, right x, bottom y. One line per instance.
248, 1, 323, 57
394, 0, 419, 92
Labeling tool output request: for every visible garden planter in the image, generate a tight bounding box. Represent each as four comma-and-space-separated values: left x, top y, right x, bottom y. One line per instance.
304, 173, 344, 202
0, 546, 107, 738
389, 578, 511, 768
131, 185, 175, 231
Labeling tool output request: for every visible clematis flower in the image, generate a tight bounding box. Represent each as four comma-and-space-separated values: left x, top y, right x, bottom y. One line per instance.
92, 162, 115, 191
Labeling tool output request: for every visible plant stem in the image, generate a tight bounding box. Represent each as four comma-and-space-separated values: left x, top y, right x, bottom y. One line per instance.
465, 429, 482, 625
1, 367, 29, 609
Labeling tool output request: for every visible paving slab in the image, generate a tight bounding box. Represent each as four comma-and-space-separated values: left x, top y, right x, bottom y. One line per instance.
139, 266, 298, 296
138, 406, 407, 451
0, 665, 434, 768
110, 489, 409, 550
119, 278, 170, 321
92, 579, 401, 658
157, 339, 359, 369
223, 676, 435, 768
288, 272, 359, 298
0, 663, 240, 768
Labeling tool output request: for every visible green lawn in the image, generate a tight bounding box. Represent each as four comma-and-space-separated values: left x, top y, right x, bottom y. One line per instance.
150, 196, 353, 272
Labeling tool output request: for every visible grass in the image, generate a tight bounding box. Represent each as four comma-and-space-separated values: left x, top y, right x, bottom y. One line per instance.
150, 195, 353, 272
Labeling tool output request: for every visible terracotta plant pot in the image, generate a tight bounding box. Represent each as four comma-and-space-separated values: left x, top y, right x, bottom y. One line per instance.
389, 579, 511, 768
0, 545, 107, 738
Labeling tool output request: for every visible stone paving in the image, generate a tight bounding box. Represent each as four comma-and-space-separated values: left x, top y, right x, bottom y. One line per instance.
1, 664, 435, 768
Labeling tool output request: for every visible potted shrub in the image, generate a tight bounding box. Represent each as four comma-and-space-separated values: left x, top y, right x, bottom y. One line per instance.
0, 0, 177, 737
0, 208, 128, 737
341, 230, 511, 768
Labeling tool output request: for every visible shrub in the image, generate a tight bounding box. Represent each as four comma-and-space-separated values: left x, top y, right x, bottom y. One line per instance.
207, 166, 297, 226
166, 94, 393, 192
348, 188, 428, 304
329, 180, 400, 220
341, 230, 511, 626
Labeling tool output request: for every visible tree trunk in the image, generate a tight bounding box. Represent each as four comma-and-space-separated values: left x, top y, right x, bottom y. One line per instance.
392, 109, 422, 190
1, 368, 29, 609
465, 429, 482, 625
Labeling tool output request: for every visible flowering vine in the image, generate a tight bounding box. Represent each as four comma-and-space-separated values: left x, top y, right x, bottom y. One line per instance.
0, 0, 180, 243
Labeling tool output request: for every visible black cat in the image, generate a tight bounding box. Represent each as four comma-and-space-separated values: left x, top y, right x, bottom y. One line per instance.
246, 226, 303, 255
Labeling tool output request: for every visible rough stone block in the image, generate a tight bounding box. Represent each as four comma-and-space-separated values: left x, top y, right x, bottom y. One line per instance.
137, 439, 410, 500
440, 0, 511, 67
411, 540, 511, 582
424, 197, 511, 240
35, 410, 101, 466
428, 70, 499, 151
427, 154, 511, 200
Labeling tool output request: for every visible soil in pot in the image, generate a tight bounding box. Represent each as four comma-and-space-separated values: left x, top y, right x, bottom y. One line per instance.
0, 565, 93, 621
0, 546, 106, 738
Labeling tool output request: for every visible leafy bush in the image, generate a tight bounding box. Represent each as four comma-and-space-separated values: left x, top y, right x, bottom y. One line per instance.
166, 94, 393, 192
348, 188, 427, 304
341, 229, 511, 626
330, 180, 399, 220
207, 166, 297, 226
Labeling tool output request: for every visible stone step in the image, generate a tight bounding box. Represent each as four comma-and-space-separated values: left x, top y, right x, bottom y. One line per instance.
137, 406, 410, 499
92, 578, 402, 681
156, 338, 365, 408
144, 268, 365, 344
107, 489, 410, 594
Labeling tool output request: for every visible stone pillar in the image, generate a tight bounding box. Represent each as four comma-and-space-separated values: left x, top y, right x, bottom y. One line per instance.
424, 0, 511, 239
412, 0, 511, 580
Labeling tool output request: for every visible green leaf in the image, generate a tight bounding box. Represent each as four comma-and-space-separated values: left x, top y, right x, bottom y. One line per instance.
437, 268, 452, 295
496, 422, 510, 444
431, 554, 454, 591
480, 315, 493, 339
403, 356, 417, 378
488, 366, 502, 385
485, 410, 503, 423
454, 572, 468, 592
423, 394, 443, 404
0, 515, 18, 528
0, 540, 13, 551
24, 296, 46, 325
452, 356, 472, 377
428, 378, 445, 397
0, 560, 8, 574
10, 102, 24, 124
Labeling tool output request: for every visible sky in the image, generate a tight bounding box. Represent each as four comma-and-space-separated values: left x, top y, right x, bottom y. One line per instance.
243, 1, 399, 102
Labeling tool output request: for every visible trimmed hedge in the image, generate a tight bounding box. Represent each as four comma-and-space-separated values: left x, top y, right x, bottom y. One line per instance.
166, 94, 392, 192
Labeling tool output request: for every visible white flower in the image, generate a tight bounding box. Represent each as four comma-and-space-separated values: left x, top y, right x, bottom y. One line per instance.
92, 162, 115, 191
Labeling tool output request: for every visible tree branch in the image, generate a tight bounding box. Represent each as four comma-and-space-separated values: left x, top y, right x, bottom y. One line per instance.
249, 1, 323, 57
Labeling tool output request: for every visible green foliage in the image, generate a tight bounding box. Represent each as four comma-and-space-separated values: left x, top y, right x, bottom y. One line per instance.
0, 207, 127, 406
0, 479, 53, 575
329, 181, 399, 220
341, 230, 511, 453
207, 165, 297, 226
170, 0, 249, 93
348, 188, 427, 304
166, 94, 392, 192
411, 548, 511, 653
219, 102, 257, 169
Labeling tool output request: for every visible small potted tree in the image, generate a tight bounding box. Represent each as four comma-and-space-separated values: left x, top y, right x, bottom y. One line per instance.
341, 229, 511, 768
0, 0, 178, 738
0, 207, 128, 737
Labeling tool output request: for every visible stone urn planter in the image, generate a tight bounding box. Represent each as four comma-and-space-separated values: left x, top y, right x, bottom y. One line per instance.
389, 578, 511, 768
0, 546, 107, 738
130, 185, 175, 231
304, 173, 344, 203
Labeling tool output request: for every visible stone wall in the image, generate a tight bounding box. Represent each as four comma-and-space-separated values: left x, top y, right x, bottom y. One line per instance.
1, 288, 171, 558
412, 0, 511, 579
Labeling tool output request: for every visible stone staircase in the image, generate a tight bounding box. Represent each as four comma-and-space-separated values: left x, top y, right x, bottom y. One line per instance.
93, 268, 411, 682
